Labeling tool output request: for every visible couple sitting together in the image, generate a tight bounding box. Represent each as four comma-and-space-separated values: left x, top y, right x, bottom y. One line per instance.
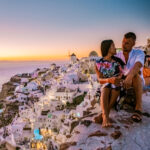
95, 32, 145, 127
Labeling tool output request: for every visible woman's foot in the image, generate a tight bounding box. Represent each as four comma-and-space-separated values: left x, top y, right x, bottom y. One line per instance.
94, 113, 103, 124
102, 115, 112, 127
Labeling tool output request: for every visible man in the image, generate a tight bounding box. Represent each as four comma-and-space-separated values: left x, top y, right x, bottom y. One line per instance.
116, 32, 145, 122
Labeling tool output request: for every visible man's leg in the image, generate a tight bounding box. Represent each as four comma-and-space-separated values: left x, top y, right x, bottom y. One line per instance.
132, 74, 143, 111
100, 87, 111, 127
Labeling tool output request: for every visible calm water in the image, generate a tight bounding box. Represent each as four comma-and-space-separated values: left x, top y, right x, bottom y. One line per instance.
0, 60, 68, 91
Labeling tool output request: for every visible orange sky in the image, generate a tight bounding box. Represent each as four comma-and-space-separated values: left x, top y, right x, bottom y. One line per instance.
0, 22, 148, 61
0, 27, 148, 61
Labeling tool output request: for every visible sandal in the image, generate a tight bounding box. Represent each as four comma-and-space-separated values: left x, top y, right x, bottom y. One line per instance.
142, 112, 150, 117
131, 110, 142, 122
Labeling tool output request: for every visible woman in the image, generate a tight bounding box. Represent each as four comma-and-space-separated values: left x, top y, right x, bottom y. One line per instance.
95, 40, 125, 127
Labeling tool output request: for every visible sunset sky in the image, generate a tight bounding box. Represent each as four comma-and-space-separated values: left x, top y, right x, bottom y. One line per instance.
0, 0, 150, 61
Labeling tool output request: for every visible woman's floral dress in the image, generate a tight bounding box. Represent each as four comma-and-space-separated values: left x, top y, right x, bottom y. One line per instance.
95, 56, 124, 90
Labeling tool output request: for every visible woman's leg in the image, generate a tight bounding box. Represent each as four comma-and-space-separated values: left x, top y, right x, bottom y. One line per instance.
100, 87, 111, 127
108, 89, 120, 114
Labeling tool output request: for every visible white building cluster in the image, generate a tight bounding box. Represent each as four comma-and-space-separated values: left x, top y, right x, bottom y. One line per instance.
0, 53, 101, 149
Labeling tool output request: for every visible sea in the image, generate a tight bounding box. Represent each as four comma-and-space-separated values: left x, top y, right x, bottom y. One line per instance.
0, 60, 68, 91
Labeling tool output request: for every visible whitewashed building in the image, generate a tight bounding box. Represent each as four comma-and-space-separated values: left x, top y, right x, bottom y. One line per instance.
47, 87, 77, 103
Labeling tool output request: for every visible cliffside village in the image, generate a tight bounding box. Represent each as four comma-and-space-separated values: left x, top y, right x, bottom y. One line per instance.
0, 51, 102, 149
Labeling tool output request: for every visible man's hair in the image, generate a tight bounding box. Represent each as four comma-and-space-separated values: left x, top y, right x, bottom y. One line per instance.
101, 40, 113, 57
124, 32, 136, 40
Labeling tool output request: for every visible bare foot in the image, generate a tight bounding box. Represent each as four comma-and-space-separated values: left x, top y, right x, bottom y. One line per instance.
94, 113, 103, 124
102, 116, 112, 128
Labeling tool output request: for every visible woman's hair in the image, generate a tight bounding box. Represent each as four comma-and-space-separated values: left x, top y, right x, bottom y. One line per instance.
101, 40, 113, 57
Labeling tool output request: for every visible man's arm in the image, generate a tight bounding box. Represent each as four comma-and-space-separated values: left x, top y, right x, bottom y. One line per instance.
124, 50, 145, 89
127, 62, 142, 79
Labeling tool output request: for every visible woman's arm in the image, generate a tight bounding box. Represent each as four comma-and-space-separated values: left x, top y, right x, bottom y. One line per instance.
95, 64, 116, 84
95, 64, 121, 85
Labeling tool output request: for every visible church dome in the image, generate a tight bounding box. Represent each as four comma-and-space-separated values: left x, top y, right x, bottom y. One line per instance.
89, 51, 98, 57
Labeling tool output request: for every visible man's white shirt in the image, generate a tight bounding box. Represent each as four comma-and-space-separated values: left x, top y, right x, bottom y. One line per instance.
116, 49, 145, 84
